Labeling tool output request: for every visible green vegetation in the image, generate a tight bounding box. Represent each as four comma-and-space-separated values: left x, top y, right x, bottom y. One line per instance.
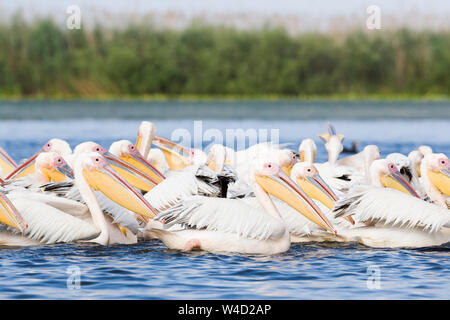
1, 15, 450, 99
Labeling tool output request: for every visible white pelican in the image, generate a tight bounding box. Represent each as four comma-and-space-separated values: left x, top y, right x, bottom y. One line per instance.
332, 159, 449, 248
317, 123, 344, 165
420, 153, 449, 208
408, 150, 424, 178
0, 152, 157, 246
145, 161, 335, 254
5, 138, 72, 180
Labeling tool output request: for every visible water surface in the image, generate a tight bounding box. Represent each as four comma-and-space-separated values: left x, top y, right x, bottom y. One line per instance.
0, 100, 448, 299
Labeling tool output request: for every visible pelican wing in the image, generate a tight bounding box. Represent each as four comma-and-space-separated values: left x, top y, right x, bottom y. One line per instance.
41, 182, 141, 233
8, 191, 89, 217
144, 165, 221, 211
155, 196, 286, 240
11, 198, 100, 244
333, 187, 450, 232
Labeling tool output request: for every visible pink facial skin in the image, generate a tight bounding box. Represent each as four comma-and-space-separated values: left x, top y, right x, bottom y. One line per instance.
387, 162, 399, 174
439, 158, 450, 170
262, 163, 281, 175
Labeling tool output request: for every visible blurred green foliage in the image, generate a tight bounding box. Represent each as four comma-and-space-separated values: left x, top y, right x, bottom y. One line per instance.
1, 15, 450, 98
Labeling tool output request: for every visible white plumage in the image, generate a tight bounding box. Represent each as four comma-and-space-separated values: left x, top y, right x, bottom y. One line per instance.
334, 187, 450, 234
154, 195, 286, 241
9, 198, 100, 244
144, 164, 221, 211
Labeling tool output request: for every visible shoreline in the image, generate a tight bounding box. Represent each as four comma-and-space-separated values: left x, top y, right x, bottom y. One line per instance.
1, 94, 450, 103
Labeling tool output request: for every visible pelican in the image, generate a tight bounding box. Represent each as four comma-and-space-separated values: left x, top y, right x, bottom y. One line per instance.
386, 152, 424, 196
0, 152, 157, 246
145, 160, 335, 254
420, 153, 449, 208
317, 123, 344, 165
5, 138, 72, 180
408, 150, 424, 178
332, 159, 449, 248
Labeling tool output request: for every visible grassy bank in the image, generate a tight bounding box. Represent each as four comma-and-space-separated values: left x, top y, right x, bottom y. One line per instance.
1, 15, 450, 99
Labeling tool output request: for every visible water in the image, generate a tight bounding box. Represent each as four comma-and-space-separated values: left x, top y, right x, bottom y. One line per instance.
0, 100, 449, 299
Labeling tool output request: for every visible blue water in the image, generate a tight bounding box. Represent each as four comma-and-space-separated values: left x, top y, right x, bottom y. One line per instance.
0, 101, 449, 299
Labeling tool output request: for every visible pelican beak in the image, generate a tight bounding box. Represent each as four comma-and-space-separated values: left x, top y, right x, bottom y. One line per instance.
41, 164, 73, 183
296, 174, 355, 225
206, 160, 217, 172
152, 136, 191, 171
57, 163, 75, 180
255, 169, 336, 233
428, 169, 450, 196
282, 164, 293, 176
116, 151, 165, 184
102, 152, 158, 192
5, 152, 39, 180
0, 192, 27, 232
381, 171, 420, 198
135, 133, 143, 151
296, 174, 337, 210
83, 164, 157, 219
0, 147, 17, 176
415, 163, 421, 177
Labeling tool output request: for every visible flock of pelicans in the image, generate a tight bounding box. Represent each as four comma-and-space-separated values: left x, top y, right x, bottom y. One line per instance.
0, 121, 448, 254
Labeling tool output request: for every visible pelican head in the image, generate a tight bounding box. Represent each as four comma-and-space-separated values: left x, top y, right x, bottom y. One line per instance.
278, 149, 298, 176
386, 153, 413, 182
253, 160, 335, 233
206, 144, 227, 173
75, 152, 157, 219
109, 140, 165, 184
370, 159, 419, 198
408, 150, 424, 177
189, 148, 208, 166
290, 162, 338, 210
363, 145, 381, 164
75, 141, 159, 192
298, 138, 317, 163
422, 153, 450, 198
318, 123, 344, 165
418, 145, 433, 157
35, 152, 74, 183
135, 121, 156, 158
5, 138, 72, 180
